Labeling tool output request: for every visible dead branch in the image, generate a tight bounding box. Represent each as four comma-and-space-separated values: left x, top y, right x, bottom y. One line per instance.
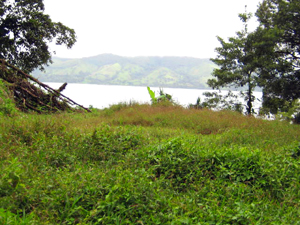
0, 59, 91, 113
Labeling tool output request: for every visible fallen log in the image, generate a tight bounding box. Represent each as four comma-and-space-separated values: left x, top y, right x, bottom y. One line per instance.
0, 59, 91, 113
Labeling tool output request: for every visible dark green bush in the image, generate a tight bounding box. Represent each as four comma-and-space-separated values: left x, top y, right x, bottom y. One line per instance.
76, 125, 144, 162
147, 137, 266, 190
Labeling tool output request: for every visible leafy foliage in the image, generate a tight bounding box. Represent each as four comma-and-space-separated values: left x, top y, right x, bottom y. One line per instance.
0, 105, 300, 223
209, 10, 259, 115
0, 0, 76, 73
190, 91, 243, 113
147, 86, 174, 105
0, 79, 18, 116
254, 0, 300, 114
147, 86, 156, 103
209, 2, 300, 118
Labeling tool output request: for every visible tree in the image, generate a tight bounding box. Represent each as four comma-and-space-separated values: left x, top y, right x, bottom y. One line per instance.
208, 10, 259, 115
0, 0, 76, 73
254, 0, 300, 114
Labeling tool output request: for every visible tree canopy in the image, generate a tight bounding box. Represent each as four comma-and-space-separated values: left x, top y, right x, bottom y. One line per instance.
254, 0, 300, 114
0, 0, 76, 73
209, 1, 300, 118
208, 11, 259, 115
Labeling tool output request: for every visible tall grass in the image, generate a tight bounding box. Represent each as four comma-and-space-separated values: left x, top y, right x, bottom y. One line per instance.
0, 103, 300, 224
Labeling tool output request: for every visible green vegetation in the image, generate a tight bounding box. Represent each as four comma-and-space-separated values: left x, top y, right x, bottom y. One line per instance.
1, 1, 300, 223
209, 1, 300, 117
147, 87, 173, 104
0, 60, 89, 114
255, 0, 300, 115
209, 10, 258, 115
0, 79, 18, 116
1, 103, 300, 224
0, 0, 76, 73
32, 55, 215, 89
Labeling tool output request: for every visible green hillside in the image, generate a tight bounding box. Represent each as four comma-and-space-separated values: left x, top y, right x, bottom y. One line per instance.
33, 54, 216, 88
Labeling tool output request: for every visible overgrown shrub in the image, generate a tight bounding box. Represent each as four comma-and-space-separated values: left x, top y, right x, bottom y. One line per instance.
77, 125, 144, 162
147, 137, 266, 191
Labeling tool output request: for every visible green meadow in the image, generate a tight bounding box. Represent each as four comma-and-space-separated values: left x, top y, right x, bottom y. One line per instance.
1, 103, 300, 224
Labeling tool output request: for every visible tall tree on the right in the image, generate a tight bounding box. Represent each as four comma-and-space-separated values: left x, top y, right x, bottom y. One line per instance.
254, 0, 300, 115
208, 10, 259, 115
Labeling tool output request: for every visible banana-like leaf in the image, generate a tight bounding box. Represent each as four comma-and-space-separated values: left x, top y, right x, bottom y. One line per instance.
147, 87, 156, 102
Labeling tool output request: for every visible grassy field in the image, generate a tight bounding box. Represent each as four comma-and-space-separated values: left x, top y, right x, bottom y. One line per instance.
1, 103, 300, 224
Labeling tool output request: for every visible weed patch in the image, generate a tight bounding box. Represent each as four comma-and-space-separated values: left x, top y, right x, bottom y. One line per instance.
76, 125, 145, 163
146, 137, 267, 191
0, 105, 300, 223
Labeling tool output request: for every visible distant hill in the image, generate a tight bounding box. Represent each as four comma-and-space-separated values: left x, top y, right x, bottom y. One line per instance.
33, 54, 216, 89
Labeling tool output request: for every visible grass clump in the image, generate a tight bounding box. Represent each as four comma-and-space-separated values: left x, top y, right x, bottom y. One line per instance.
0, 80, 18, 116
0, 103, 300, 224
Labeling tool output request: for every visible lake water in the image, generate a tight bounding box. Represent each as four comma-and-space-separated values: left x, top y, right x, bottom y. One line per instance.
46, 82, 262, 110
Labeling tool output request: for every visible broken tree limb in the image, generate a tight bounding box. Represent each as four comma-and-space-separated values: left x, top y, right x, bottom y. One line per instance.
57, 82, 68, 93
0, 59, 91, 113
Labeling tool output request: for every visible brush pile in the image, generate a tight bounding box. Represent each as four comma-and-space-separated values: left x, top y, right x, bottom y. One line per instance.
0, 59, 90, 113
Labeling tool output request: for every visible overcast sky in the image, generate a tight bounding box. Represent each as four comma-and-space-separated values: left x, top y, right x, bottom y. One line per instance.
44, 0, 262, 59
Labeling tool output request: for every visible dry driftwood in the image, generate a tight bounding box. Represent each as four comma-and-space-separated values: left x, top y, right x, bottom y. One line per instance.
0, 59, 91, 113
